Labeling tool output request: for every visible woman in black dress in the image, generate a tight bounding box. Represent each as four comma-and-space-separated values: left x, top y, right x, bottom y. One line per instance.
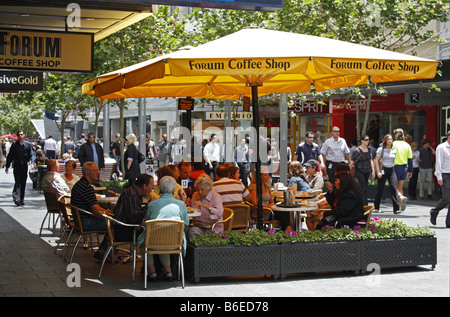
124, 134, 141, 185
317, 171, 365, 229
350, 134, 375, 205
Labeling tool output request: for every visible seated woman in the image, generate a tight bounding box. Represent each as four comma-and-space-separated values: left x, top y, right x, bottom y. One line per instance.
187, 174, 224, 240
137, 176, 189, 282
35, 149, 48, 166
113, 174, 154, 242
316, 171, 365, 230
227, 165, 240, 181
248, 166, 274, 220
60, 159, 80, 191
287, 161, 312, 192
150, 165, 187, 202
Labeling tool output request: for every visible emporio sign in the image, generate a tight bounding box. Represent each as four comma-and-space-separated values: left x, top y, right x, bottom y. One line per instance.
0, 29, 93, 72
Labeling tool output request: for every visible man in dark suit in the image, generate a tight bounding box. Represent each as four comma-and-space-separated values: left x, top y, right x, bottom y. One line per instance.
77, 132, 105, 172
5, 129, 36, 206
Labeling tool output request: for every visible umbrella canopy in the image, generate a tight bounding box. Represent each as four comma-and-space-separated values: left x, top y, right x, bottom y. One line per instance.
0, 134, 18, 140
83, 28, 438, 99
82, 28, 439, 229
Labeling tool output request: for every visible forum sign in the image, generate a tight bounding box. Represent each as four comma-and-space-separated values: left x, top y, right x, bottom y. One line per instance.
0, 29, 93, 72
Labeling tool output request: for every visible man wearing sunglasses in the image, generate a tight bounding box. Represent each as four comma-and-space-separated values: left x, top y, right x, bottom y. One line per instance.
5, 130, 36, 206
293, 131, 325, 171
321, 127, 350, 184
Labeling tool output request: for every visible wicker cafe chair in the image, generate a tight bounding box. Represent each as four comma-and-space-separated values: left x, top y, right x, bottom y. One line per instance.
211, 207, 234, 232
246, 201, 276, 230
142, 219, 185, 290
66, 204, 107, 264
224, 203, 251, 232
97, 214, 140, 281
40, 190, 61, 236
357, 205, 375, 229
54, 200, 74, 257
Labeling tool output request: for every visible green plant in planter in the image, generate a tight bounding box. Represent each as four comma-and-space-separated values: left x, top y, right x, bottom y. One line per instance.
100, 180, 129, 188
190, 217, 435, 247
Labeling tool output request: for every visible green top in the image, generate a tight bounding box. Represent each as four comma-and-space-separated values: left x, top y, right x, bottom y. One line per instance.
392, 140, 412, 165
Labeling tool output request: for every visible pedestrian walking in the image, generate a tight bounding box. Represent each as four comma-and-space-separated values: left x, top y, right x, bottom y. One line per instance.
350, 134, 375, 205
374, 134, 400, 214
203, 133, 220, 180
234, 138, 250, 187
293, 131, 325, 173
157, 133, 172, 168
392, 128, 413, 211
77, 132, 105, 172
5, 130, 36, 206
430, 131, 450, 228
408, 142, 420, 200
418, 139, 435, 199
321, 126, 350, 184
43, 134, 57, 160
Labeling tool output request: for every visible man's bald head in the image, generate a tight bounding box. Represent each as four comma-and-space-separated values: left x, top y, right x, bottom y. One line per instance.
47, 159, 59, 172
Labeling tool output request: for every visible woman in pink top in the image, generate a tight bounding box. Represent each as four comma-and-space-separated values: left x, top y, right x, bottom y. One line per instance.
187, 174, 224, 240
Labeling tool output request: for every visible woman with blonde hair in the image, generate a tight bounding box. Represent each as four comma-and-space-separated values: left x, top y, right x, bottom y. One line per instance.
124, 133, 140, 185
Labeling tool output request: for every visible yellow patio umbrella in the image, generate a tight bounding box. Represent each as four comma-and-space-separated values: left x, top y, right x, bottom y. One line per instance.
82, 27, 439, 228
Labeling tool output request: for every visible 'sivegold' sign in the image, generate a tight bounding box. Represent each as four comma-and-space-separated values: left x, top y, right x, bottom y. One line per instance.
0, 29, 93, 72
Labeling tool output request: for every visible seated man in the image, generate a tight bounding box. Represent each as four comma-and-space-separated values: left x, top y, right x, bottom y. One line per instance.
177, 161, 196, 199
70, 162, 109, 259
212, 165, 252, 205
113, 174, 154, 242
305, 159, 324, 191
42, 159, 70, 196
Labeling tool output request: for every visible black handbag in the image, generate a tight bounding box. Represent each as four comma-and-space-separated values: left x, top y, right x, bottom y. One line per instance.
137, 151, 145, 163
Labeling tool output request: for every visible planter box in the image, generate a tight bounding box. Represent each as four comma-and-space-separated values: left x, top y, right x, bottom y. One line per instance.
186, 236, 437, 283
186, 243, 280, 284
360, 237, 437, 272
280, 241, 360, 278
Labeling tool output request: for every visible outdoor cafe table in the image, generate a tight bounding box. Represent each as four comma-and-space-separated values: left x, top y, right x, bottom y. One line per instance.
96, 195, 119, 211
270, 203, 318, 231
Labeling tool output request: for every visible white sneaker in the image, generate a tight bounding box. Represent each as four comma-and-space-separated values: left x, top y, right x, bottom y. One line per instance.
399, 195, 408, 211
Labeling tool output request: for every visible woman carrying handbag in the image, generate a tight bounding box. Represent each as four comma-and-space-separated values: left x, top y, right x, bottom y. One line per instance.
374, 134, 401, 214
350, 134, 375, 205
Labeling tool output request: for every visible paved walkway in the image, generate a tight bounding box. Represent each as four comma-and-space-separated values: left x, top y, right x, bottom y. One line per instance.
0, 169, 448, 298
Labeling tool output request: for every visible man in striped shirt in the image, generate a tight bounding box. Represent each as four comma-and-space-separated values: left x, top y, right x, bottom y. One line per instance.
212, 165, 252, 205
71, 162, 109, 258
321, 127, 350, 184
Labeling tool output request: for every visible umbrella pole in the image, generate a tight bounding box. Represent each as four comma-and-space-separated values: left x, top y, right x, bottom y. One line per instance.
251, 85, 263, 230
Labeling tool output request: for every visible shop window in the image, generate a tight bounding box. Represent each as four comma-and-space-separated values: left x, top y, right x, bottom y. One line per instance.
376, 110, 426, 144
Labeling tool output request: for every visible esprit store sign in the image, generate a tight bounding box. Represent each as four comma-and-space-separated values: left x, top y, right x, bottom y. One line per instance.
288, 101, 330, 114
0, 29, 93, 72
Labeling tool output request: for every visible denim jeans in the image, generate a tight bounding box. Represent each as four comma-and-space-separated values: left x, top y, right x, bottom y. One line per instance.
81, 217, 108, 251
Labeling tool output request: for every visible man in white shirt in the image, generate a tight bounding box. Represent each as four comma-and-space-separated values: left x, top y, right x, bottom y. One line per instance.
430, 131, 450, 228
203, 134, 221, 180
42, 159, 70, 196
44, 134, 57, 160
321, 127, 350, 183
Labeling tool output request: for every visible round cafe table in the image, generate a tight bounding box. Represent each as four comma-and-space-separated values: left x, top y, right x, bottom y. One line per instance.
271, 203, 318, 231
